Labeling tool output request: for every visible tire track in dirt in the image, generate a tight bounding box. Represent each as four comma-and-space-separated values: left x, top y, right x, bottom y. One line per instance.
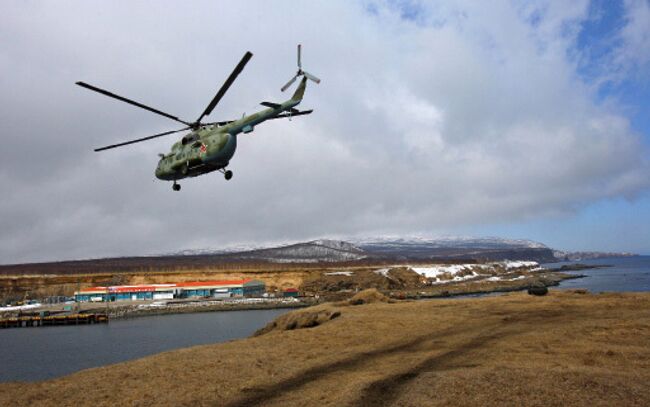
353, 308, 574, 406
225, 308, 572, 407
223, 323, 488, 407
353, 330, 512, 406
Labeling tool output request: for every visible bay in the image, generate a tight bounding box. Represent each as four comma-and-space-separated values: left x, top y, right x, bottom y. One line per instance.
0, 308, 286, 382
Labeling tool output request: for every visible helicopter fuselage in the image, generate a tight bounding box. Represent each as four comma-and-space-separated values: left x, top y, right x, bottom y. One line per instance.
79, 45, 318, 190
154, 96, 302, 181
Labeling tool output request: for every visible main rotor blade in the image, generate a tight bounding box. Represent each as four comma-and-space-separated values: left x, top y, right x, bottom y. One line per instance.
76, 82, 190, 126
281, 74, 299, 92
196, 51, 253, 123
94, 127, 190, 152
302, 71, 321, 84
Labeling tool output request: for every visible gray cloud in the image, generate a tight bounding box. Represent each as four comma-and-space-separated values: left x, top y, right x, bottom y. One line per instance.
0, 1, 648, 263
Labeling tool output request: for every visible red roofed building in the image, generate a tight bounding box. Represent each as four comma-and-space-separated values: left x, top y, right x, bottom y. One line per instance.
283, 288, 300, 298
74, 279, 265, 302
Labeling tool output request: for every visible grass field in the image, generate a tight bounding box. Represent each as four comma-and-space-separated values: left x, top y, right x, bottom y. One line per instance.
1, 290, 648, 406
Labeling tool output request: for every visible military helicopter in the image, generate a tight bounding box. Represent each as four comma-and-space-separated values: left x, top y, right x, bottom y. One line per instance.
76, 45, 320, 191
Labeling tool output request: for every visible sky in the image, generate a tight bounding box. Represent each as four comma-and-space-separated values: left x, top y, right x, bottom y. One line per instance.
1, 0, 649, 264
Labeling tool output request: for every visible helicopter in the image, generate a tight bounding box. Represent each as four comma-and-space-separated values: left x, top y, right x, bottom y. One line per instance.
76, 45, 320, 191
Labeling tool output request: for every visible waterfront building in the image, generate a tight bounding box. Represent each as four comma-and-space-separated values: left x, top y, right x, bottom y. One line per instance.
283, 288, 300, 298
74, 279, 265, 302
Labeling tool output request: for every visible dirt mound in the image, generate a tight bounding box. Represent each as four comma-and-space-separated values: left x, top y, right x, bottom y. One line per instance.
254, 289, 389, 336
254, 306, 341, 336
347, 288, 390, 305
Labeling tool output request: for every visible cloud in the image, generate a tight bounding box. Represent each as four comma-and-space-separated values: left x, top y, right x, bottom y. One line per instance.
617, 0, 650, 76
0, 1, 648, 263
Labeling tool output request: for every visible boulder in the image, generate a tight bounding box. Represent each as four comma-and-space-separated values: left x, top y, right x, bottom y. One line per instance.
528, 283, 548, 296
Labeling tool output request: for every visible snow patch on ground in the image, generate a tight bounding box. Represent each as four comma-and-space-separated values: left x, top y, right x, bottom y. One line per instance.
373, 268, 391, 277
410, 261, 540, 284
411, 265, 473, 278
504, 261, 539, 269
324, 271, 354, 276
429, 272, 479, 284
485, 275, 527, 282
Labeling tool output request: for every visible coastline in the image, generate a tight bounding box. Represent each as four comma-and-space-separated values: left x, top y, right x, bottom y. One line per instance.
1, 269, 584, 321
80, 270, 584, 319
106, 298, 316, 320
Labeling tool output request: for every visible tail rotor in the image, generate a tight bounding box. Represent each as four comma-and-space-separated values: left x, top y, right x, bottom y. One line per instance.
281, 44, 321, 92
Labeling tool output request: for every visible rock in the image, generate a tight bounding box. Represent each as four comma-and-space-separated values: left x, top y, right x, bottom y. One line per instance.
528, 284, 548, 296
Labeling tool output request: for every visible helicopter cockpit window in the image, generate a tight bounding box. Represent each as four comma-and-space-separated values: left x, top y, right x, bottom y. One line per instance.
182, 135, 198, 145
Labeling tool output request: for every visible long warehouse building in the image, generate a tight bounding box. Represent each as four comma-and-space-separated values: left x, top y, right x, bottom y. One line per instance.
74, 279, 265, 302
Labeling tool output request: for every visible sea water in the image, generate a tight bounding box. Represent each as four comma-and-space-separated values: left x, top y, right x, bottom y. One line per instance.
549, 255, 650, 292
0, 308, 286, 382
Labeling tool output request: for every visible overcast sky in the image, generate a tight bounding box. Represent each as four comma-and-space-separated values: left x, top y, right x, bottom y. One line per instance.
1, 0, 649, 264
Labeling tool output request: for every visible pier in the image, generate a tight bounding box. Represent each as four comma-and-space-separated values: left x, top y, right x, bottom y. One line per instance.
0, 313, 108, 329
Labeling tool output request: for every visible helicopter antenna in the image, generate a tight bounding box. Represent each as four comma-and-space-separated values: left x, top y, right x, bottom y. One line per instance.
281, 44, 321, 92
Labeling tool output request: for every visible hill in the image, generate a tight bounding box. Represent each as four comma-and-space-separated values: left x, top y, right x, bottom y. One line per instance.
0, 237, 562, 275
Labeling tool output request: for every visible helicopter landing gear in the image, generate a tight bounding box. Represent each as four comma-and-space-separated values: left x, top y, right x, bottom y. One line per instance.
172, 181, 181, 191
219, 168, 233, 181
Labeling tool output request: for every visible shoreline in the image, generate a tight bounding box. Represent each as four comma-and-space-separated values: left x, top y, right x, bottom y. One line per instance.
412, 272, 586, 299
97, 270, 585, 319
106, 298, 317, 320
1, 269, 586, 321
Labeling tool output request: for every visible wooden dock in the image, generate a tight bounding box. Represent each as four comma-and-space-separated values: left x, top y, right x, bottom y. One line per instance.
0, 313, 108, 329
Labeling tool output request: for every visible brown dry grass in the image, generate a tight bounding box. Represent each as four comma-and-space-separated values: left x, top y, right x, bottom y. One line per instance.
1, 291, 649, 407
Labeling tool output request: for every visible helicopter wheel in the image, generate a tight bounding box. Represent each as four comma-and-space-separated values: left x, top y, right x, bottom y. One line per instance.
224, 170, 233, 181
172, 182, 181, 191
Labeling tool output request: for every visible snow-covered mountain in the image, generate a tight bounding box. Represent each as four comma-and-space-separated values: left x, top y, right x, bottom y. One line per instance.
231, 239, 367, 263
185, 236, 556, 263
3, 237, 635, 276
160, 237, 634, 264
